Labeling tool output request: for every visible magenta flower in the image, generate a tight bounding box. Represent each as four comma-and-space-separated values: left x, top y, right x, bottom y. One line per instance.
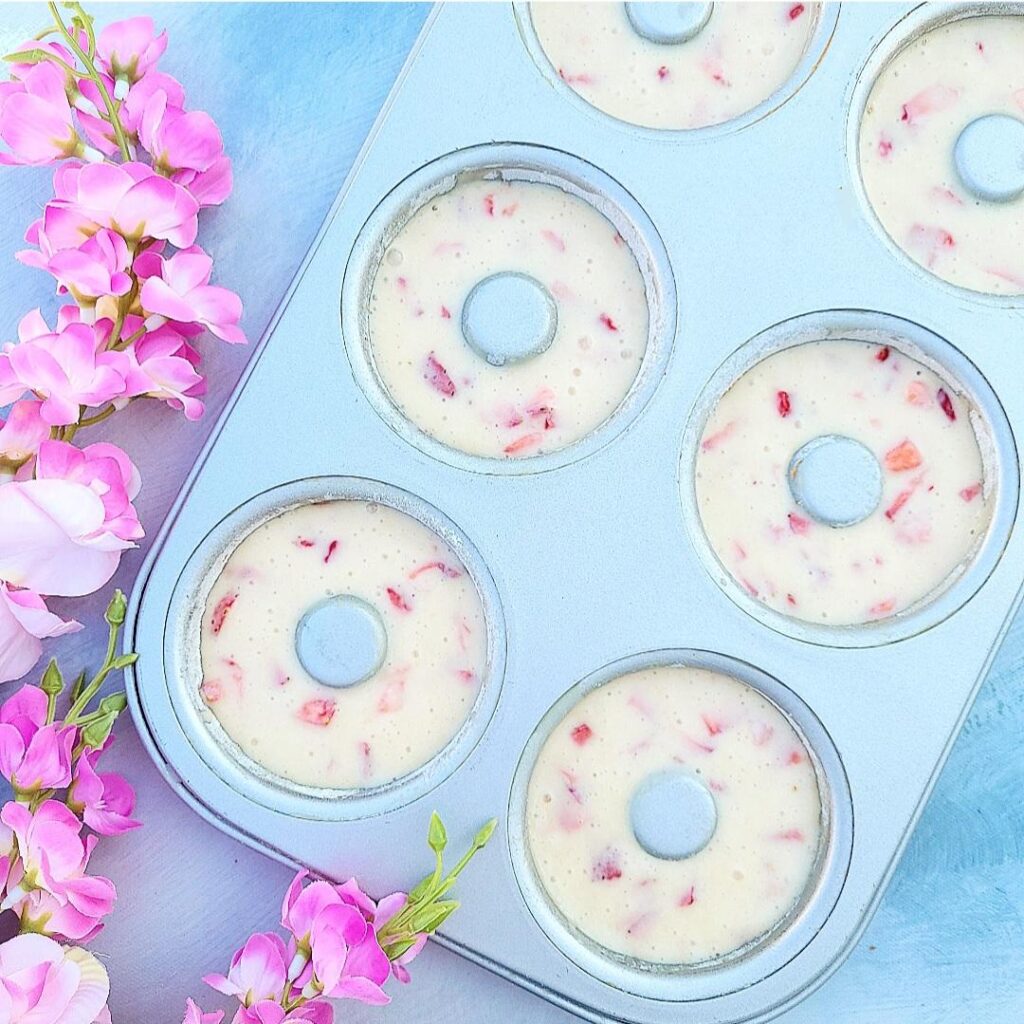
0, 801, 116, 924
138, 88, 225, 175
1, 314, 129, 426
6, 41, 77, 82
308, 902, 390, 1005
0, 584, 81, 684
0, 439, 142, 597
18, 228, 133, 305
183, 999, 225, 1024
233, 1001, 333, 1024
97, 17, 168, 94
123, 320, 206, 420
48, 160, 199, 247
175, 154, 234, 208
204, 933, 289, 1007
0, 63, 88, 167
9, 887, 109, 944
121, 70, 185, 134
0, 400, 49, 469
0, 935, 110, 1024
0, 684, 76, 792
68, 741, 142, 836
140, 245, 246, 343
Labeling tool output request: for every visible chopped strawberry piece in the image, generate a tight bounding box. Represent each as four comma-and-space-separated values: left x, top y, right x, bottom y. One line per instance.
657, 65, 669, 80
701, 714, 723, 736
885, 488, 914, 520
869, 598, 896, 617
483, 194, 495, 217
678, 885, 696, 907
787, 750, 803, 765
591, 849, 623, 882
200, 680, 222, 704
295, 537, 315, 548
298, 699, 336, 726
686, 735, 715, 755
900, 85, 959, 125
395, 276, 407, 290
775, 828, 805, 841
503, 432, 543, 455
701, 420, 735, 452
752, 722, 774, 745
424, 353, 456, 397
877, 136, 893, 158
960, 482, 982, 502
571, 722, 593, 745
884, 439, 922, 472
501, 202, 519, 216
324, 539, 339, 564
788, 3, 805, 18
936, 388, 956, 421
455, 668, 476, 683
776, 390, 792, 417
359, 741, 373, 779
409, 560, 461, 580
786, 593, 797, 606
788, 512, 810, 534
210, 593, 236, 634
561, 768, 584, 804
527, 403, 556, 430
876, 346, 890, 362
386, 587, 412, 612
907, 224, 956, 268
540, 229, 566, 252
905, 380, 931, 406
440, 305, 451, 319
598, 312, 619, 332
377, 676, 406, 713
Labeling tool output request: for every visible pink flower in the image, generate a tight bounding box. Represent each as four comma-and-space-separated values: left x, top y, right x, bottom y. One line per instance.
0, 935, 110, 1024
68, 740, 142, 836
0, 801, 116, 925
9, 887, 109, 944
388, 932, 427, 985
122, 71, 185, 134
0, 584, 81, 683
1, 314, 128, 426
140, 246, 246, 343
0, 63, 85, 166
0, 684, 76, 791
175, 155, 233, 208
232, 1001, 333, 1024
18, 228, 133, 305
183, 999, 225, 1024
47, 160, 199, 247
0, 439, 142, 597
97, 17, 168, 92
0, 400, 49, 469
308, 903, 390, 1005
138, 88, 225, 175
204, 933, 288, 1007
123, 321, 206, 420
6, 41, 77, 82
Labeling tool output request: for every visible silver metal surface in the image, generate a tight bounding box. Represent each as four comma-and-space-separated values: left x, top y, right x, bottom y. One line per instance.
462, 271, 557, 366
295, 595, 388, 689
630, 769, 718, 861
624, 2, 713, 45
954, 114, 1024, 204
124, 3, 1024, 1023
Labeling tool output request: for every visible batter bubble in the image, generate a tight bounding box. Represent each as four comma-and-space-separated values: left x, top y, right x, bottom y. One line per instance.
858, 14, 1024, 295
695, 339, 993, 626
531, 2, 818, 131
199, 500, 488, 789
525, 664, 822, 965
367, 176, 648, 460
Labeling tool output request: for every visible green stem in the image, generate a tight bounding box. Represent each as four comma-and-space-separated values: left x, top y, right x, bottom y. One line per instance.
64, 617, 118, 724
49, 2, 131, 161
77, 403, 117, 428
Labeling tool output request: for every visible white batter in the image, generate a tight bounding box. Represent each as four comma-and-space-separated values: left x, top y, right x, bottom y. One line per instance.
525, 665, 822, 965
859, 15, 1024, 294
531, 2, 818, 131
695, 340, 992, 626
199, 500, 487, 788
367, 177, 648, 459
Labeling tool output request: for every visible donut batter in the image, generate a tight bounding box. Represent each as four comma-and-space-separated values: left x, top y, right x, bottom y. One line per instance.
859, 14, 1024, 294
367, 177, 648, 459
525, 664, 822, 965
694, 340, 993, 626
531, 2, 818, 131
199, 500, 488, 788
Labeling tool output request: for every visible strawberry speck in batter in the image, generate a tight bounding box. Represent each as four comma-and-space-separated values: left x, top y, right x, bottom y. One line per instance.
210, 593, 236, 635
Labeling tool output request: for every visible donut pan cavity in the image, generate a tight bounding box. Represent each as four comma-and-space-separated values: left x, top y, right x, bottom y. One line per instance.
125, 5, 1024, 1024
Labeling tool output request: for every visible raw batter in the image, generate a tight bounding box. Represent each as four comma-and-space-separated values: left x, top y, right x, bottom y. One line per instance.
525, 664, 822, 965
367, 176, 648, 459
694, 339, 992, 626
199, 500, 488, 788
531, 2, 818, 131
859, 14, 1024, 294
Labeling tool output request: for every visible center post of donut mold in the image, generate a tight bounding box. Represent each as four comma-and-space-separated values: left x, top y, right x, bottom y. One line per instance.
629, 769, 718, 860
953, 113, 1024, 205
294, 594, 387, 689
788, 434, 883, 529
624, 2, 713, 45
461, 271, 558, 367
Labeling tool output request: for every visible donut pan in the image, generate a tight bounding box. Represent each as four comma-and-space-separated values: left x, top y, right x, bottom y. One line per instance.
124, 4, 1024, 1023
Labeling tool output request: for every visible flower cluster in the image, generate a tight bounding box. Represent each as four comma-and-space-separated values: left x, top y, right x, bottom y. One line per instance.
0, 3, 245, 684
185, 814, 497, 1024
0, 591, 138, 1023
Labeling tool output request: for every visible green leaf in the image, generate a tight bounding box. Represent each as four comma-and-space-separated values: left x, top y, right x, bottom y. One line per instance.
111, 652, 138, 670
81, 710, 117, 749
407, 873, 433, 903
98, 692, 128, 714
410, 899, 459, 935
40, 659, 64, 697
473, 817, 498, 849
3, 48, 50, 65
104, 589, 127, 627
427, 811, 447, 855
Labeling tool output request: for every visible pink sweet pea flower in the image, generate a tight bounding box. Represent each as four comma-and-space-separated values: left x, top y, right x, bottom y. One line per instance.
46, 160, 199, 248
68, 741, 142, 836
0, 935, 110, 1024
6, 41, 77, 83
140, 246, 246, 343
0, 439, 142, 597
233, 1001, 334, 1024
183, 999, 225, 1024
1, 315, 129, 426
122, 70, 185, 133
308, 902, 391, 1006
388, 932, 427, 985
0, 401, 49, 470
175, 154, 233, 208
122, 321, 206, 420
97, 17, 168, 95
204, 933, 289, 1007
0, 584, 81, 684
10, 887, 108, 944
18, 228, 133, 305
0, 684, 76, 791
0, 63, 91, 167
138, 88, 225, 175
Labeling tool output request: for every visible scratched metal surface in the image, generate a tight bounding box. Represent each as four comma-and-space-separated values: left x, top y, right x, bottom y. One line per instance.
0, 3, 1021, 1022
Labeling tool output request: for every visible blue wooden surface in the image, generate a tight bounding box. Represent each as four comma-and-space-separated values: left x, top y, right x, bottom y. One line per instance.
0, 4, 1021, 1021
